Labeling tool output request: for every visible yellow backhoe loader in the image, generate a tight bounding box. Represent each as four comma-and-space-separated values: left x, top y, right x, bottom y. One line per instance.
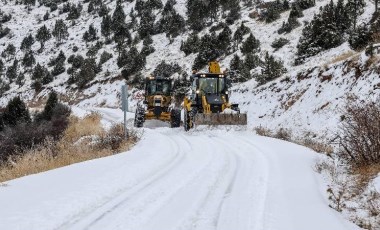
183, 62, 247, 131
134, 76, 181, 128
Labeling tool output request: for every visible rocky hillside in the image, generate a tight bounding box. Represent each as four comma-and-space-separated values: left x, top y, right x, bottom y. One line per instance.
0, 0, 379, 136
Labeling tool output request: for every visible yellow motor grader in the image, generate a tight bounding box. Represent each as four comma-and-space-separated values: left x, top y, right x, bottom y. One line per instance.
183, 62, 247, 131
134, 76, 181, 128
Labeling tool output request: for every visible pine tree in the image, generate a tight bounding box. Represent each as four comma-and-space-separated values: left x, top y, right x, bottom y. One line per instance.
138, 10, 155, 39
24, 0, 36, 11
226, 0, 241, 24
40, 91, 58, 120
349, 23, 372, 50
16, 72, 25, 87
180, 33, 200, 55
52, 19, 69, 44
186, 0, 207, 31
0, 59, 4, 74
345, 0, 365, 29
217, 25, 232, 53
2, 43, 16, 61
83, 24, 98, 43
36, 25, 51, 51
22, 51, 36, 68
77, 58, 97, 88
2, 96, 31, 127
233, 23, 250, 51
120, 47, 146, 78
20, 34, 35, 51
256, 52, 286, 85
101, 14, 112, 40
159, 4, 185, 38
6, 60, 18, 82
43, 11, 49, 21
67, 3, 82, 20
241, 33, 260, 54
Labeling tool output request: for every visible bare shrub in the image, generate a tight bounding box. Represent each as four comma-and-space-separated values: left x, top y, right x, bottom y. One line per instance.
337, 101, 380, 169
299, 137, 334, 155
274, 128, 292, 141
0, 115, 139, 182
254, 126, 272, 137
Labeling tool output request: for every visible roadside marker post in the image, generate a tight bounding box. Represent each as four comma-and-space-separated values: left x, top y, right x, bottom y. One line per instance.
121, 85, 129, 139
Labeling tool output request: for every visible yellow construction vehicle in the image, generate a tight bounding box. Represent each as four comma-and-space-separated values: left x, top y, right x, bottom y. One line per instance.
183, 61, 247, 131
134, 76, 181, 128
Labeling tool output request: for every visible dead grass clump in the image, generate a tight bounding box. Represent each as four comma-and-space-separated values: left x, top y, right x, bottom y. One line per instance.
0, 115, 140, 183
274, 128, 292, 141
63, 112, 104, 142
298, 137, 334, 155
329, 51, 357, 65
254, 126, 272, 137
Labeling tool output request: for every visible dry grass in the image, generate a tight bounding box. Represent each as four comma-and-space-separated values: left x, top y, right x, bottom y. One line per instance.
0, 113, 139, 183
329, 51, 357, 65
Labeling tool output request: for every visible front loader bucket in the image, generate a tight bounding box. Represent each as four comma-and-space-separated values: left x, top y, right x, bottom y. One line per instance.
194, 113, 247, 126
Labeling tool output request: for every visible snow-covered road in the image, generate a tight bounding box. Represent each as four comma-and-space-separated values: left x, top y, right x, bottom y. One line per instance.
0, 110, 359, 230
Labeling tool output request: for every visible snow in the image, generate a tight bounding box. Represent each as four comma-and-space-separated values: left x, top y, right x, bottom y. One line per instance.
0, 108, 360, 230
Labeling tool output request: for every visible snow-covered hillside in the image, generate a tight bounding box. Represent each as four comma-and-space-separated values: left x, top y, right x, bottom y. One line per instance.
0, 108, 360, 230
0, 0, 378, 137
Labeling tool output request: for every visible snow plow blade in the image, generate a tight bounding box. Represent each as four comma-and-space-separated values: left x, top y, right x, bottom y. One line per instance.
194, 113, 247, 126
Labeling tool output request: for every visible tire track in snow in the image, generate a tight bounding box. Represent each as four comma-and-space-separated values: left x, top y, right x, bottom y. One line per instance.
56, 132, 186, 230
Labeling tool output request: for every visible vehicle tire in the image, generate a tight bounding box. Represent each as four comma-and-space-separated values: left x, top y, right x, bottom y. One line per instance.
184, 109, 191, 131
170, 109, 181, 128
134, 106, 145, 128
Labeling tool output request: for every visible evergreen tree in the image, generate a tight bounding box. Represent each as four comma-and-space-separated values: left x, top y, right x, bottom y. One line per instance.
0, 59, 4, 74
138, 10, 155, 39
180, 33, 200, 55
20, 34, 35, 51
77, 58, 97, 88
226, 0, 241, 24
40, 91, 58, 120
120, 47, 146, 78
256, 52, 286, 85
52, 61, 65, 76
1, 43, 16, 61
83, 24, 98, 43
240, 33, 260, 54
349, 23, 372, 50
22, 51, 36, 68
36, 25, 51, 51
67, 3, 82, 20
16, 72, 25, 87
101, 14, 112, 40
24, 0, 36, 11
159, 4, 185, 38
217, 25, 232, 53
296, 1, 347, 62
6, 60, 18, 82
233, 23, 250, 51
2, 96, 31, 127
141, 35, 155, 56
345, 0, 365, 29
112, 2, 130, 45
43, 11, 49, 21
229, 54, 243, 83
52, 19, 69, 43
186, 0, 207, 31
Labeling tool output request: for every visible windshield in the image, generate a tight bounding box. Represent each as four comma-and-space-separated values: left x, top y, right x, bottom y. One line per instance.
199, 78, 225, 94
147, 80, 171, 95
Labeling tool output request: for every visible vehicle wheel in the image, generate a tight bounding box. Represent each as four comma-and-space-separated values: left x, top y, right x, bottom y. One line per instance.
184, 109, 191, 131
170, 109, 181, 128
134, 106, 145, 128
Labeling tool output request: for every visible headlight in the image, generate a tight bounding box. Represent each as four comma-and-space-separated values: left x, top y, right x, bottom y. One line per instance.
225, 91, 229, 94
196, 90, 200, 94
